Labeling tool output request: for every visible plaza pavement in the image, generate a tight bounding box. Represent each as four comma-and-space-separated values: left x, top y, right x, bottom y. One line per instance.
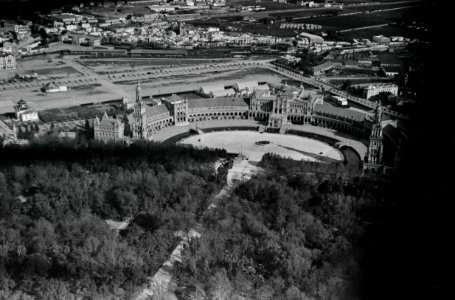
152, 119, 367, 159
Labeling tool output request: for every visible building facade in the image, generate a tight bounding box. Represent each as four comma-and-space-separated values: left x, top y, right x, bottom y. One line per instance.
94, 112, 125, 142
364, 84, 398, 100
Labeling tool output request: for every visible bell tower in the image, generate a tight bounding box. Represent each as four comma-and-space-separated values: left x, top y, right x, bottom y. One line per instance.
133, 81, 147, 139
364, 101, 384, 170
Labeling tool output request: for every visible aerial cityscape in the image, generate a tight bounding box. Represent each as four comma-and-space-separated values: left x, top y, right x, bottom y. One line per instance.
0, 0, 441, 299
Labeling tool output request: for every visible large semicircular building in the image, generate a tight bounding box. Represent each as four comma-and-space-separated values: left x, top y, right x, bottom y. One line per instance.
94, 81, 404, 173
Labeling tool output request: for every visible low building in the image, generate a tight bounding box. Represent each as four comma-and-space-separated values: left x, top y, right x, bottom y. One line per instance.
0, 54, 16, 70
14, 100, 39, 122
2, 42, 18, 55
233, 80, 263, 96
42, 83, 68, 93
372, 35, 391, 44
122, 97, 135, 110
198, 84, 226, 97
312, 61, 342, 76
332, 96, 348, 107
364, 84, 399, 100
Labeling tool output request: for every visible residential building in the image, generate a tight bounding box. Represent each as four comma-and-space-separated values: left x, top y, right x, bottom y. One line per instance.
14, 100, 39, 122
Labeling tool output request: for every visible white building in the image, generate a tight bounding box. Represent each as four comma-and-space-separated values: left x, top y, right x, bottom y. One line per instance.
14, 100, 39, 122
332, 96, 348, 107
372, 35, 391, 44
46, 86, 68, 93
364, 84, 398, 100
209, 88, 236, 98
199, 84, 226, 97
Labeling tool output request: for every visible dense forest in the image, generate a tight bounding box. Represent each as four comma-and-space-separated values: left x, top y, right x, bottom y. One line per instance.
0, 137, 230, 299
173, 153, 398, 299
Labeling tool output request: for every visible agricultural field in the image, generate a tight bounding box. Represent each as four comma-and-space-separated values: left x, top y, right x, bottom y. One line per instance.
343, 2, 422, 12
337, 23, 428, 40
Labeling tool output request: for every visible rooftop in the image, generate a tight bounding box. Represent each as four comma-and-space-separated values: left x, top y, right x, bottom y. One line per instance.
146, 103, 170, 116
188, 97, 248, 109
164, 94, 184, 104
314, 103, 366, 122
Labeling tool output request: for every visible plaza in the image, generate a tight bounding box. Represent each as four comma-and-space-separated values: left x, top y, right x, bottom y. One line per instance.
179, 130, 344, 163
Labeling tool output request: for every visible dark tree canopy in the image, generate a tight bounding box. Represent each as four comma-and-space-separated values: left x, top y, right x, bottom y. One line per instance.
0, 138, 230, 298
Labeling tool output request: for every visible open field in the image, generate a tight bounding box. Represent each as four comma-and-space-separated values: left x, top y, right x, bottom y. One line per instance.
78, 58, 237, 74
115, 68, 287, 97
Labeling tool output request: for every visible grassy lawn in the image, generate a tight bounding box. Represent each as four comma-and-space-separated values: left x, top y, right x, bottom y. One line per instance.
27, 66, 82, 77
